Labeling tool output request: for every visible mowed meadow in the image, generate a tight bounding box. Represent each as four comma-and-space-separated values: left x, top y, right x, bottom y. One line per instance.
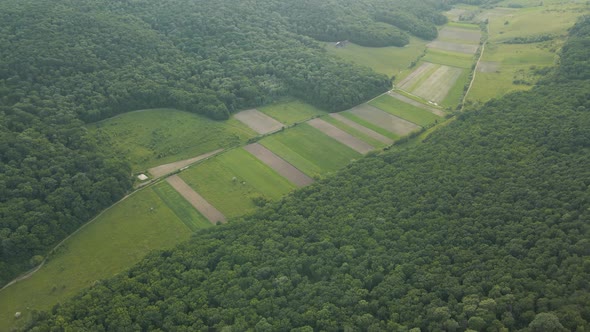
468, 1, 586, 102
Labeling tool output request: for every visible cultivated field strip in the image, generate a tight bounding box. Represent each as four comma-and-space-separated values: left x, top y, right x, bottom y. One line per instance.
477, 61, 500, 73
412, 65, 463, 103
166, 175, 226, 224
234, 109, 285, 134
438, 27, 481, 43
307, 118, 375, 154
386, 91, 446, 117
348, 105, 420, 136
148, 149, 224, 178
329, 113, 394, 144
243, 143, 314, 187
397, 62, 437, 89
427, 41, 479, 54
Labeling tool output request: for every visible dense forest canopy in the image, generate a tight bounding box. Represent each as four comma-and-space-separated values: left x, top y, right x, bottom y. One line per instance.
27, 16, 590, 331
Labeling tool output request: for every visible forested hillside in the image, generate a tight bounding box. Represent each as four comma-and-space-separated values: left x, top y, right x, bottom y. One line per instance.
0, 0, 447, 286
27, 17, 590, 331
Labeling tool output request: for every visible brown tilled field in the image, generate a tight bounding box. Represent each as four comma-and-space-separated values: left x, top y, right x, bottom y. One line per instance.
307, 118, 375, 154
243, 143, 314, 187
166, 175, 226, 224
234, 109, 284, 134
348, 105, 420, 136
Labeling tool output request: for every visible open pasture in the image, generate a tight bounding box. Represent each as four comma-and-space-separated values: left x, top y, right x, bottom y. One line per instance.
369, 95, 442, 127
347, 105, 420, 137
326, 113, 393, 146
179, 148, 296, 218
257, 99, 326, 125
234, 109, 285, 135
260, 123, 361, 177
324, 37, 428, 77
489, 4, 585, 43
468, 42, 558, 102
89, 109, 255, 172
0, 184, 200, 331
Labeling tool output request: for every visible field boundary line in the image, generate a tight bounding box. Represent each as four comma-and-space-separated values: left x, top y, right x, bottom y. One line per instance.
462, 21, 488, 110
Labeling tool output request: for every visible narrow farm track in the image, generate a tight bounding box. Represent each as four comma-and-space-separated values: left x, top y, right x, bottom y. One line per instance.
307, 118, 375, 154
329, 113, 394, 144
463, 23, 488, 109
166, 176, 226, 224
243, 143, 314, 187
148, 149, 224, 178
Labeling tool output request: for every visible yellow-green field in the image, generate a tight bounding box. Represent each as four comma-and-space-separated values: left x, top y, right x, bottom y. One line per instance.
258, 99, 326, 125
325, 37, 428, 78
179, 148, 296, 218
90, 109, 256, 172
0, 183, 208, 331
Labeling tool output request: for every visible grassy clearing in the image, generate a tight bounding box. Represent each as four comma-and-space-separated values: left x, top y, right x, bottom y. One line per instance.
179, 148, 296, 218
258, 99, 326, 125
89, 109, 256, 172
324, 37, 428, 78
468, 42, 557, 102
152, 181, 212, 231
260, 123, 361, 177
447, 21, 481, 30
489, 4, 585, 43
369, 95, 441, 127
422, 49, 474, 69
0, 187, 195, 331
321, 115, 388, 148
339, 112, 400, 140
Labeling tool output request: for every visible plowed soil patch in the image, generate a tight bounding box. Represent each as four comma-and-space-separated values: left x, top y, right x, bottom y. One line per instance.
234, 109, 284, 134
348, 105, 420, 137
307, 118, 374, 154
166, 175, 226, 224
243, 143, 314, 187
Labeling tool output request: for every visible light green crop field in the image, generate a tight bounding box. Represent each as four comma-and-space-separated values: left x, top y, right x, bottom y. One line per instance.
447, 21, 481, 30
422, 49, 474, 69
0, 186, 198, 331
89, 108, 256, 172
321, 115, 388, 148
152, 181, 212, 231
325, 37, 427, 78
179, 148, 296, 218
441, 68, 471, 108
369, 95, 441, 127
489, 3, 586, 43
339, 112, 400, 140
260, 123, 361, 177
468, 42, 558, 102
258, 99, 326, 125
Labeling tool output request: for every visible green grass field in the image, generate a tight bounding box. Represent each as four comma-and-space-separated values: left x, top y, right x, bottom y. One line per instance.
321, 115, 388, 148
489, 4, 585, 43
152, 181, 212, 231
369, 95, 441, 127
422, 49, 474, 69
260, 123, 361, 177
325, 37, 427, 78
447, 22, 481, 30
258, 99, 326, 125
468, 42, 558, 102
339, 112, 400, 140
0, 186, 201, 331
179, 148, 296, 218
89, 109, 256, 172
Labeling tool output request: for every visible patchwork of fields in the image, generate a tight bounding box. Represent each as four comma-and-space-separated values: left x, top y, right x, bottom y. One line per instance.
5, 1, 584, 329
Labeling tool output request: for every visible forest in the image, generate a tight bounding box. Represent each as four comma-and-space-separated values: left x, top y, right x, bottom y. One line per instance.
0, 0, 448, 286
25, 16, 590, 331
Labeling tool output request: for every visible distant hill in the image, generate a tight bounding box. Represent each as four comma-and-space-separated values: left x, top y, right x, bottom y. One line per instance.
27, 16, 590, 331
